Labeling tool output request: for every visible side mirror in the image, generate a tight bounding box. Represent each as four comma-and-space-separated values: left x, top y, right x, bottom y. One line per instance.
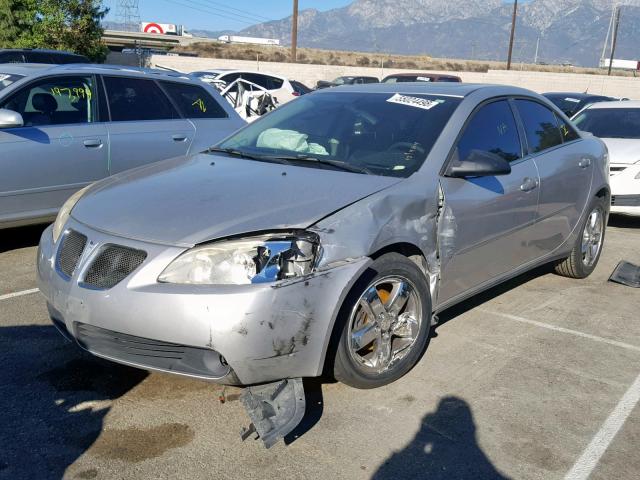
0, 108, 23, 129
447, 150, 512, 178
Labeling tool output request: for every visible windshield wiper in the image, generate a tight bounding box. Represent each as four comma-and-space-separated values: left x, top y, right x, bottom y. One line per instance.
266, 154, 372, 174
206, 147, 291, 165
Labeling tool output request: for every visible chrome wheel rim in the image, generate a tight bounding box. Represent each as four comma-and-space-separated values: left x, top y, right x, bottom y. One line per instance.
347, 275, 422, 374
581, 208, 604, 267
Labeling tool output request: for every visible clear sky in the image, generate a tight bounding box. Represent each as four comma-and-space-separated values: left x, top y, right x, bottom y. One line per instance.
103, 0, 353, 32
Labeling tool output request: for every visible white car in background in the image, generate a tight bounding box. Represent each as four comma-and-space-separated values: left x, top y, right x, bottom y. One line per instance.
573, 101, 640, 216
190, 69, 300, 104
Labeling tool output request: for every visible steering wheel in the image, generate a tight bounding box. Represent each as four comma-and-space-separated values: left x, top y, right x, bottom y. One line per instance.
387, 142, 426, 157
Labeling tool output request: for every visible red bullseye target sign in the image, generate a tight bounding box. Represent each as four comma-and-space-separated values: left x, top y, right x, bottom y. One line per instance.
143, 22, 164, 34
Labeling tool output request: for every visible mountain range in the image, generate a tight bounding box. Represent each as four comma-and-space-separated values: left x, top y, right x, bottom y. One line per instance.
228, 0, 640, 67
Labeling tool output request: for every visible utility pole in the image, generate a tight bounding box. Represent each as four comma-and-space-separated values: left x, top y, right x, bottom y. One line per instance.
506, 0, 518, 70
291, 0, 298, 62
608, 6, 621, 76
533, 36, 540, 64
601, 5, 615, 65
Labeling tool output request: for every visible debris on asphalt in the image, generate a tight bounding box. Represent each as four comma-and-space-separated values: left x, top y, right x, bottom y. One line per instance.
240, 378, 306, 448
609, 260, 640, 288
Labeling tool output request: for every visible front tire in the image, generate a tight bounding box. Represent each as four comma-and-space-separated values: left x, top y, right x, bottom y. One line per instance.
333, 253, 432, 389
554, 197, 606, 279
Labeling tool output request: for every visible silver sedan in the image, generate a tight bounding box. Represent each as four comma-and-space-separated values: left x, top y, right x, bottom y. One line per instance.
38, 83, 609, 392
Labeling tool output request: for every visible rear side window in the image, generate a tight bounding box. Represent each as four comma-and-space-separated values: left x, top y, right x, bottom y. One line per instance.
160, 81, 228, 119
0, 75, 98, 126
455, 100, 522, 163
515, 99, 563, 153
103, 76, 178, 122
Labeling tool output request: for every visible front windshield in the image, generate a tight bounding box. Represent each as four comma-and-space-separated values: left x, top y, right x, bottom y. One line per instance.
332, 77, 347, 85
573, 108, 640, 139
218, 91, 462, 178
0, 73, 24, 92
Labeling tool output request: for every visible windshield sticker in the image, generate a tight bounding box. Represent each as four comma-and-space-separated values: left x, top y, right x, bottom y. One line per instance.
192, 98, 207, 112
564, 97, 580, 103
387, 93, 442, 110
416, 76, 433, 82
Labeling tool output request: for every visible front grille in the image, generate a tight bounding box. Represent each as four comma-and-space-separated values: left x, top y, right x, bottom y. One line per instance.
82, 244, 147, 289
610, 166, 627, 176
74, 323, 231, 379
57, 230, 87, 278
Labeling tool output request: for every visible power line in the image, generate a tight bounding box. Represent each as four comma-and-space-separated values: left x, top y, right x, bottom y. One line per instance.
116, 0, 141, 32
182, 0, 273, 24
158, 0, 256, 25
202, 1, 274, 22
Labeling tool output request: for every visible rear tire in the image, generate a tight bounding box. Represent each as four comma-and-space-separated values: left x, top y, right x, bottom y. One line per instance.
333, 253, 432, 389
554, 197, 606, 279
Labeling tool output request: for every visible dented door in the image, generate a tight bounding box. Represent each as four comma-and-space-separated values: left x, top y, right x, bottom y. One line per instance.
436, 99, 540, 305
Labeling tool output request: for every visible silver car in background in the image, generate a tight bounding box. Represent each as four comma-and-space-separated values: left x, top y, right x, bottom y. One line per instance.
38, 84, 609, 393
0, 64, 244, 228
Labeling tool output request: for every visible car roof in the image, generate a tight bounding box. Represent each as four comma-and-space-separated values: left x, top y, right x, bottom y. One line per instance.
212, 69, 286, 79
0, 63, 195, 81
543, 92, 610, 99
320, 82, 535, 98
385, 72, 460, 78
584, 100, 640, 109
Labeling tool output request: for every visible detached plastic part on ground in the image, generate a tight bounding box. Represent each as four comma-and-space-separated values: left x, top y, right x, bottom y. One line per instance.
609, 261, 640, 288
240, 378, 306, 448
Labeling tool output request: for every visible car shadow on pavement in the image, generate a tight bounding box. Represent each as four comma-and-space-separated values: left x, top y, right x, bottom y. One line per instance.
608, 214, 640, 229
0, 325, 147, 479
371, 396, 509, 480
0, 224, 48, 254
434, 265, 552, 332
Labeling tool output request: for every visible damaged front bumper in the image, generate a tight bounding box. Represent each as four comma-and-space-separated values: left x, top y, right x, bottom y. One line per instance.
37, 219, 371, 386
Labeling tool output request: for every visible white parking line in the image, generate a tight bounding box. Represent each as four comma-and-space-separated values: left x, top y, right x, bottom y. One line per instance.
0, 288, 39, 302
480, 309, 640, 479
564, 372, 640, 480
480, 309, 640, 353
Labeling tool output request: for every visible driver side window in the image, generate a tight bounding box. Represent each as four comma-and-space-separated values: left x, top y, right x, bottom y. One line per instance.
0, 75, 98, 127
456, 100, 522, 163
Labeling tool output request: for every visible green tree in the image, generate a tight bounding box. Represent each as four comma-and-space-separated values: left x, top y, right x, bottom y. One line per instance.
1, 0, 109, 62
0, 0, 37, 48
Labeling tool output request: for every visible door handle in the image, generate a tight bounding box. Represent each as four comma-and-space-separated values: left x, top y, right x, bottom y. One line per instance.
83, 139, 102, 148
520, 177, 539, 192
172, 134, 188, 142
578, 158, 592, 168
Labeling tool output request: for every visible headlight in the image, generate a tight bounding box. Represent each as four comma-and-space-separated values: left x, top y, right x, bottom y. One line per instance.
158, 232, 322, 285
52, 184, 92, 243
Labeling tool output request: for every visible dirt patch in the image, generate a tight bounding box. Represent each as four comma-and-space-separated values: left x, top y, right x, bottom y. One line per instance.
75, 468, 98, 479
89, 423, 194, 462
400, 394, 416, 403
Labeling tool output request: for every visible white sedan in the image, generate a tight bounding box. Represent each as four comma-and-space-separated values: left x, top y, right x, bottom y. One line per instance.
573, 101, 640, 216
190, 69, 301, 104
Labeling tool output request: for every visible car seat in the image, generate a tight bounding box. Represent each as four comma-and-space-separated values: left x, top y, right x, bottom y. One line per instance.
29, 93, 58, 126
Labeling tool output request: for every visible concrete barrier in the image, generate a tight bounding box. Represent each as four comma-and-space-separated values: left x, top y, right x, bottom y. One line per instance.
150, 55, 640, 99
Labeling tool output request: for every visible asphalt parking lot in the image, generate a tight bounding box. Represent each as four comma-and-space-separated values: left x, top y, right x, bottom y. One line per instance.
1, 217, 639, 480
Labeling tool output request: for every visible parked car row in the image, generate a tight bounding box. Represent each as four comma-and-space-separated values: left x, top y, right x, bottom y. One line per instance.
0, 52, 636, 447
315, 72, 462, 89
0, 63, 244, 228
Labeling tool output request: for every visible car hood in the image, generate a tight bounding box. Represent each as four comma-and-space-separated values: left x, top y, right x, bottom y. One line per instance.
71, 154, 401, 246
600, 138, 640, 165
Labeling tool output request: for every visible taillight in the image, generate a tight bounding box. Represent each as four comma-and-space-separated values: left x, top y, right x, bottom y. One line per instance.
292, 92, 301, 96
